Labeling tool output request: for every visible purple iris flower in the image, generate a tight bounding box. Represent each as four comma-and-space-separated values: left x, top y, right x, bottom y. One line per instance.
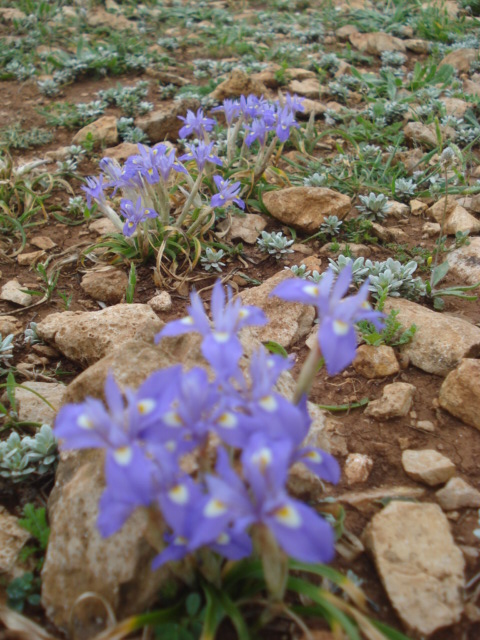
275, 106, 299, 143
245, 118, 268, 147
271, 266, 385, 375
178, 108, 216, 139
155, 280, 267, 377
155, 147, 188, 182
157, 367, 220, 450
239, 95, 269, 120
210, 175, 245, 210
82, 175, 108, 208
211, 99, 241, 126
179, 141, 223, 172
190, 443, 336, 564
284, 93, 305, 113
120, 197, 158, 236
97, 446, 156, 537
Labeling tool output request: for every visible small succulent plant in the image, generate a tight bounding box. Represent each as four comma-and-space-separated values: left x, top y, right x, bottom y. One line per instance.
24, 323, 42, 346
285, 264, 311, 278
356, 193, 391, 221
394, 178, 417, 200
320, 215, 343, 236
200, 247, 226, 272
0, 425, 58, 482
0, 334, 14, 365
257, 231, 294, 259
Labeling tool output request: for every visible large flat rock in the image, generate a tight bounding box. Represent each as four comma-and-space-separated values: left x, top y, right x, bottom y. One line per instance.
383, 298, 480, 376
364, 501, 464, 636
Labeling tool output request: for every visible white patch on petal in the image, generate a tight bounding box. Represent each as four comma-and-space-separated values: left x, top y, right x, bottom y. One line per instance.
77, 414, 94, 430
169, 484, 189, 505
238, 308, 250, 319
333, 320, 349, 336
252, 447, 272, 472
180, 316, 195, 326
204, 498, 227, 517
217, 412, 237, 429
259, 395, 277, 412
173, 535, 187, 546
273, 504, 302, 528
165, 440, 177, 452
137, 399, 155, 415
213, 331, 230, 343
302, 284, 319, 297
113, 446, 133, 466
163, 411, 183, 427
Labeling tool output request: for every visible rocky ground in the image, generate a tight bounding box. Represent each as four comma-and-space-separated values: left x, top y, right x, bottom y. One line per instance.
1, 0, 480, 639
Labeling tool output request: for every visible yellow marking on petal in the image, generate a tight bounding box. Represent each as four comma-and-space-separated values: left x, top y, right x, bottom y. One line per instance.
274, 504, 302, 528
259, 395, 278, 412
305, 450, 322, 463
113, 446, 133, 466
303, 284, 319, 297
163, 411, 183, 427
333, 320, 349, 336
128, 222, 135, 227
213, 331, 229, 343
77, 414, 94, 430
216, 532, 230, 545
148, 168, 153, 175
169, 484, 189, 505
238, 308, 250, 319
361, 301, 372, 310
181, 315, 195, 325
204, 498, 227, 517
173, 535, 187, 546
217, 412, 237, 429
137, 399, 155, 415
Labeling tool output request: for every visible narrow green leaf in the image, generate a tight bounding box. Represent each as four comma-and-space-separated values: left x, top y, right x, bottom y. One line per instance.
262, 341, 289, 358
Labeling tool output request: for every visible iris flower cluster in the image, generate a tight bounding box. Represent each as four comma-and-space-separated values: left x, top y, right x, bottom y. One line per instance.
55, 272, 374, 572
81, 94, 303, 241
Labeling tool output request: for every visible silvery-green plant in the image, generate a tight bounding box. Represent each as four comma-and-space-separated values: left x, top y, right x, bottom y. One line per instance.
303, 172, 328, 187
0, 334, 14, 365
394, 178, 416, 200
117, 117, 149, 144
327, 255, 370, 284
24, 322, 42, 346
285, 264, 311, 278
380, 51, 407, 67
356, 193, 391, 221
327, 255, 426, 300
257, 231, 294, 259
318, 53, 340, 72
366, 258, 427, 299
320, 215, 343, 236
67, 196, 85, 215
37, 78, 61, 97
0, 425, 58, 482
200, 247, 226, 272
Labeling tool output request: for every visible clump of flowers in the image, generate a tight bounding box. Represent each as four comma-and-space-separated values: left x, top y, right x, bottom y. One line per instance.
81, 94, 303, 269
54, 271, 384, 627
